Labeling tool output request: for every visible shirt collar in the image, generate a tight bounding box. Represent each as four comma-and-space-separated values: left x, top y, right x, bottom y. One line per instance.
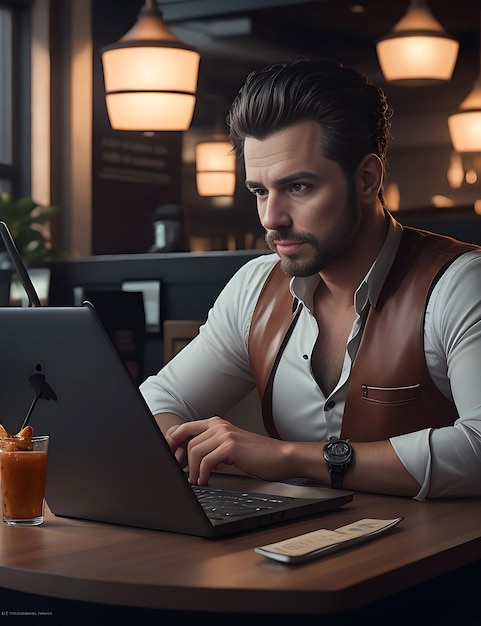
290, 211, 403, 313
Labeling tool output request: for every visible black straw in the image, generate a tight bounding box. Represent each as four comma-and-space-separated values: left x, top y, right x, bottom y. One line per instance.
20, 372, 58, 432
21, 392, 42, 431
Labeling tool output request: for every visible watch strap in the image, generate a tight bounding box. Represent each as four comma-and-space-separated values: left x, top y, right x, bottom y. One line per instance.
323, 438, 353, 490
327, 464, 346, 490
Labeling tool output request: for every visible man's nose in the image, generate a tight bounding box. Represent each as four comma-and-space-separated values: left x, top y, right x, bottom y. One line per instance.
259, 192, 291, 231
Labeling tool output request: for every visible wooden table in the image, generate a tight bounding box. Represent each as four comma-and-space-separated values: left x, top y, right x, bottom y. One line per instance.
0, 486, 480, 617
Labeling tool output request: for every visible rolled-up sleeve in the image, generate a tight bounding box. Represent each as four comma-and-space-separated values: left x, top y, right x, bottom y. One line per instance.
390, 251, 481, 499
140, 255, 278, 422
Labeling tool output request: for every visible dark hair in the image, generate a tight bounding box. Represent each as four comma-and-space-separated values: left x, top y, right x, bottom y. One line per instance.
227, 58, 392, 205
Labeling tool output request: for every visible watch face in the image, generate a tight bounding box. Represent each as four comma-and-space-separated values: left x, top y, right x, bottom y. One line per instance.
324, 439, 352, 465
330, 441, 350, 458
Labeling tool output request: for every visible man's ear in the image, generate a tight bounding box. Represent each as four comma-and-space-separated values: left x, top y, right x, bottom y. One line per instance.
355, 153, 383, 204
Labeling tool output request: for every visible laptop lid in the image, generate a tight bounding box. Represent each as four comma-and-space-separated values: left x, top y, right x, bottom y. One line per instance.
0, 224, 352, 537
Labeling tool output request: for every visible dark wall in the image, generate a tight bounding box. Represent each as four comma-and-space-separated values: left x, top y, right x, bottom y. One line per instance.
397, 207, 481, 246
91, 0, 183, 255
46, 250, 265, 316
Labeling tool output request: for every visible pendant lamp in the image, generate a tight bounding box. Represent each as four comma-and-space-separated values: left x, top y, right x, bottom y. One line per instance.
448, 82, 481, 153
448, 12, 481, 153
376, 0, 459, 85
195, 139, 236, 197
101, 0, 200, 131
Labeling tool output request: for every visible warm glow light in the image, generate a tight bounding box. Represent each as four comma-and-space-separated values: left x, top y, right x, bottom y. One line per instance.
384, 182, 401, 212
466, 169, 478, 184
105, 91, 197, 132
101, 1, 200, 131
447, 152, 465, 188
350, 4, 365, 14
431, 195, 454, 208
376, 1, 459, 85
31, 0, 51, 207
448, 82, 481, 153
195, 141, 236, 196
474, 199, 481, 215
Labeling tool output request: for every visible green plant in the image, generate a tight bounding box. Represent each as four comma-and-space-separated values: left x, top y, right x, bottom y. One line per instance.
0, 194, 61, 266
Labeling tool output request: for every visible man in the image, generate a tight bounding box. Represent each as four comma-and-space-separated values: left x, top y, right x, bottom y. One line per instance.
140, 59, 481, 500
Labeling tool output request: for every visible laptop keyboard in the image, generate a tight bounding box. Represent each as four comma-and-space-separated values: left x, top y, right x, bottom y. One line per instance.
193, 485, 294, 520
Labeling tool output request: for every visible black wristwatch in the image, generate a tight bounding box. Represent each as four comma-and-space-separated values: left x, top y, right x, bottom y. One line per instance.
323, 437, 353, 490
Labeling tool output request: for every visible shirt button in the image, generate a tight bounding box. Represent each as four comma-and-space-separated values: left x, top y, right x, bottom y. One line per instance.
324, 400, 336, 411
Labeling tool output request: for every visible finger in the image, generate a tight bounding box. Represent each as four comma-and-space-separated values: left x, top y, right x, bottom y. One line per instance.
184, 435, 215, 484
186, 432, 236, 485
168, 417, 224, 444
167, 422, 200, 445
196, 441, 237, 485
164, 431, 188, 468
175, 447, 188, 469
165, 423, 194, 454
165, 424, 181, 438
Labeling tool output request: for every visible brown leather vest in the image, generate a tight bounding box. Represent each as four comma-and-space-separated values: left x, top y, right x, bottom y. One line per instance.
248, 227, 479, 441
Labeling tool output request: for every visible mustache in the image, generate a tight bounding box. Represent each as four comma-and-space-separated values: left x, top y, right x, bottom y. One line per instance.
265, 229, 317, 247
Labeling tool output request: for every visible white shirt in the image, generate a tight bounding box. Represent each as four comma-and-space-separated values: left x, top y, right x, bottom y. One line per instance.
140, 216, 481, 500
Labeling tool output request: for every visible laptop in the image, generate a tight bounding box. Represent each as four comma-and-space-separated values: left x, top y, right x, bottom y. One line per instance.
0, 222, 353, 537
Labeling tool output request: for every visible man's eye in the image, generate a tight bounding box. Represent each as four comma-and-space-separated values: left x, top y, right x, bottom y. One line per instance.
250, 188, 268, 197
290, 183, 308, 192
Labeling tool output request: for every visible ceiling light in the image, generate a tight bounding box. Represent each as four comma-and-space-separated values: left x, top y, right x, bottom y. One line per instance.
448, 10, 481, 153
101, 0, 200, 131
448, 80, 481, 153
376, 0, 459, 85
195, 140, 236, 197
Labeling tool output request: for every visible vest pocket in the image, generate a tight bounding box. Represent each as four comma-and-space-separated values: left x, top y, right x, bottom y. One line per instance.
361, 384, 421, 405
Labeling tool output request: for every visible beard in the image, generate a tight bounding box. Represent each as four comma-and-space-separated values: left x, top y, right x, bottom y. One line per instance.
265, 193, 360, 278
265, 230, 330, 277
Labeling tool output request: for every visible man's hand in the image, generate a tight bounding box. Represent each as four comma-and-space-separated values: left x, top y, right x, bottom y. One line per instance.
165, 417, 296, 485
160, 414, 421, 496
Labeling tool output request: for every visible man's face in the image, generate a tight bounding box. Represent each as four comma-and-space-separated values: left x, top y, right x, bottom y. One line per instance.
244, 120, 360, 277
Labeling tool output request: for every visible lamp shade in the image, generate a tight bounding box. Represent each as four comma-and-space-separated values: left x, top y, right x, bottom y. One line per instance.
101, 1, 200, 131
195, 141, 236, 197
448, 81, 481, 153
376, 1, 459, 85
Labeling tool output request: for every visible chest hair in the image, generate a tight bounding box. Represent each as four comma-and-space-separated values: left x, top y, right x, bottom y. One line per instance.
311, 296, 356, 397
